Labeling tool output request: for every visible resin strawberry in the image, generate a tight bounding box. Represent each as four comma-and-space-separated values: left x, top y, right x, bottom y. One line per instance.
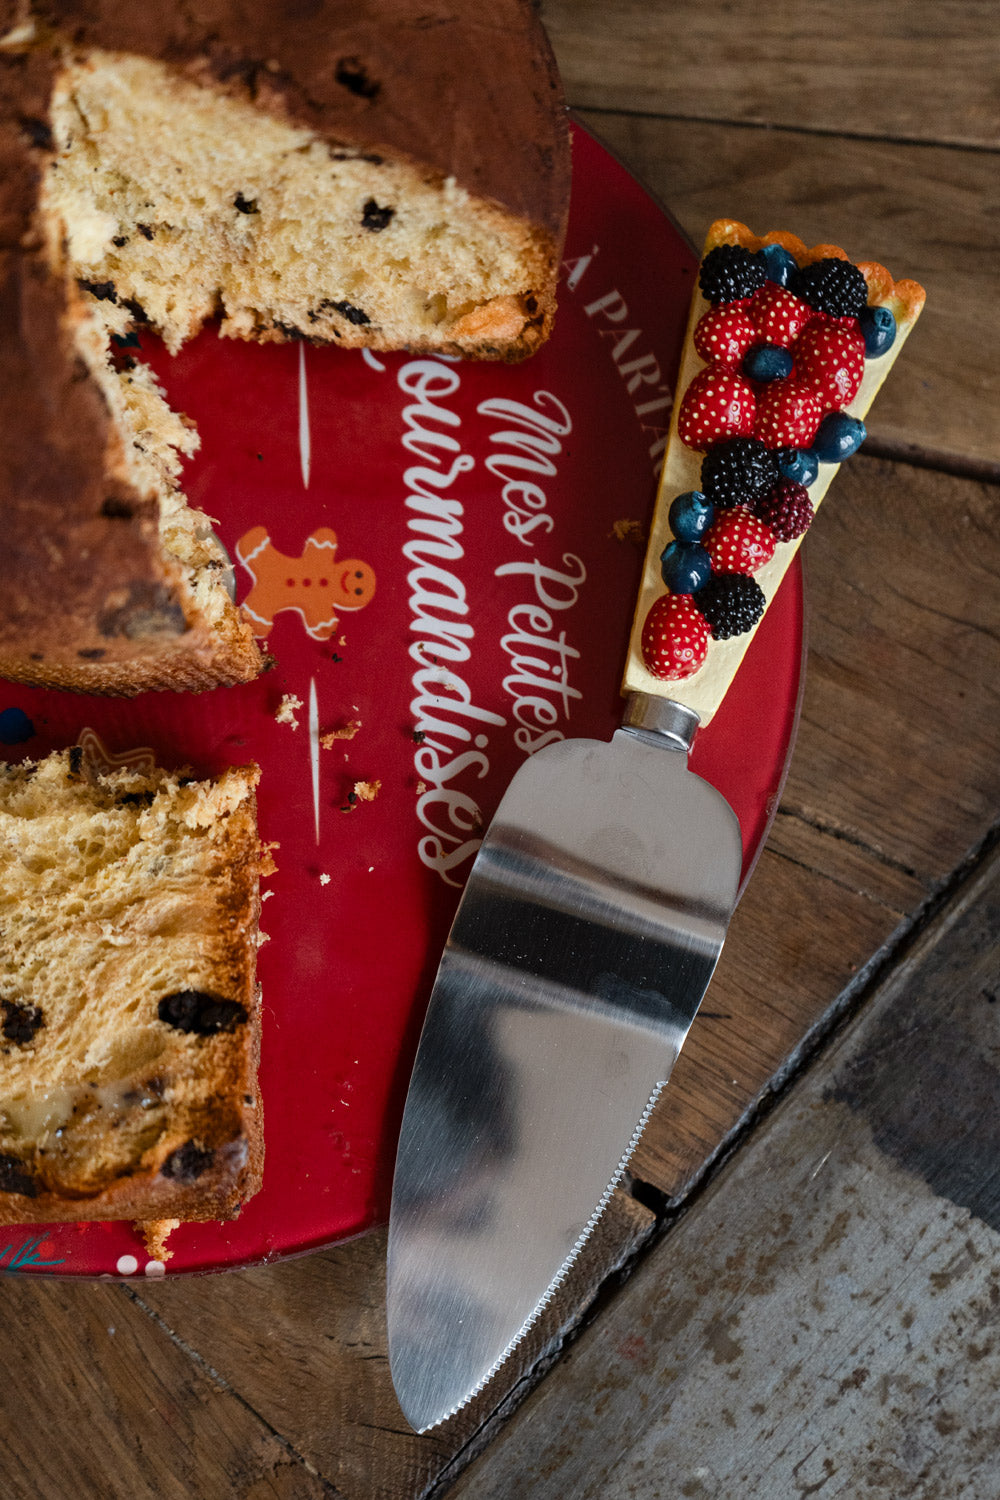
748, 282, 814, 348
693, 305, 758, 368
753, 380, 824, 450
703, 505, 776, 575
678, 368, 757, 451
793, 321, 866, 410
640, 593, 710, 681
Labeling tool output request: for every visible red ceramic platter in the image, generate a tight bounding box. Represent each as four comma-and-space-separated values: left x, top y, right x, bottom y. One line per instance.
0, 124, 803, 1278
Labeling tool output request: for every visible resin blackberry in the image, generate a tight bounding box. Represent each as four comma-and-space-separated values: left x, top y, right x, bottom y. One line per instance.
694, 572, 766, 640
699, 245, 766, 305
700, 438, 779, 508
789, 257, 868, 318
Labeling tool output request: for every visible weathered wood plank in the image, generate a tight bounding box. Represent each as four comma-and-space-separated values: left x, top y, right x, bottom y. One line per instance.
571, 113, 1000, 471
446, 840, 1000, 1499
0, 1276, 335, 1500
628, 839, 911, 1196
543, 0, 1000, 149
129, 1191, 655, 1500
790, 459, 1000, 877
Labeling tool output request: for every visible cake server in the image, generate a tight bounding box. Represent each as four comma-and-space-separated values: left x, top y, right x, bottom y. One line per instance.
387, 692, 740, 1433
386, 223, 925, 1433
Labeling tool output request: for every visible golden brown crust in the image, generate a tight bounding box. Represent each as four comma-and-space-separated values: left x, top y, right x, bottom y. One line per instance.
3, 0, 570, 359
0, 70, 264, 693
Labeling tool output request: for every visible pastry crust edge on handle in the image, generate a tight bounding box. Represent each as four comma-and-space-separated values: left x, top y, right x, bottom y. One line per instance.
621, 219, 925, 725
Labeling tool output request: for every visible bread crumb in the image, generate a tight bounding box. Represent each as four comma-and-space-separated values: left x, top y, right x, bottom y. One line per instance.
319, 873, 331, 885
275, 693, 303, 728
136, 1218, 179, 1263
353, 779, 381, 803
321, 719, 362, 747
612, 518, 645, 544
416, 780, 428, 795
261, 888, 275, 902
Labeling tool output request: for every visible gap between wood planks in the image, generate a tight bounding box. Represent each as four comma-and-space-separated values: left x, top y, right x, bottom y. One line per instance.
859, 438, 1000, 487
118, 1284, 344, 1498
772, 803, 923, 883
621, 812, 1000, 1223
571, 101, 1000, 159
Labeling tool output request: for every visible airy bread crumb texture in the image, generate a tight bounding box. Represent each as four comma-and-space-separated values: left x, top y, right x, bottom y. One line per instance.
47, 51, 554, 360
0, 750, 265, 1223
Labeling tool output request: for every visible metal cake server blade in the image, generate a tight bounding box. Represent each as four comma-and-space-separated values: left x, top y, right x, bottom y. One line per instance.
386, 695, 741, 1432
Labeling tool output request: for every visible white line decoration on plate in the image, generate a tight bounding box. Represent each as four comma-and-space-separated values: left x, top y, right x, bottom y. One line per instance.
299, 343, 312, 490
309, 675, 321, 844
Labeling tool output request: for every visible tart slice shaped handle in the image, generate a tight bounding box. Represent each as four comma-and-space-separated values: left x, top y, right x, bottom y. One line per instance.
622, 220, 926, 727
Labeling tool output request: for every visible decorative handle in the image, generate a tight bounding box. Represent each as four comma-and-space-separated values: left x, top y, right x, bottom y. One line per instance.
621, 221, 925, 728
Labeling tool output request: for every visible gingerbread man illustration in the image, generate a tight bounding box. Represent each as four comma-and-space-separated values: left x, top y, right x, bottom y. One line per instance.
235, 526, 376, 641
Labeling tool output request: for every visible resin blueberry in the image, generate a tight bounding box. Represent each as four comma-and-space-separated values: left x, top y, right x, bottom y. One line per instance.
775, 447, 819, 487
743, 344, 795, 383
812, 413, 867, 463
759, 243, 799, 288
0, 707, 34, 745
660, 541, 713, 595
859, 304, 897, 357
667, 490, 714, 542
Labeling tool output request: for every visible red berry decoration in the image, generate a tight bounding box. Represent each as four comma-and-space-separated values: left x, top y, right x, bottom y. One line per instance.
820, 313, 864, 331
678, 368, 757, 452
753, 380, 824, 450
640, 593, 710, 681
754, 478, 814, 541
693, 305, 758, 368
703, 505, 776, 575
748, 283, 814, 348
793, 320, 866, 411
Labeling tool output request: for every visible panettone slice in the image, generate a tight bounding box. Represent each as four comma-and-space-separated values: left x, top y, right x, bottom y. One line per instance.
0, 749, 268, 1231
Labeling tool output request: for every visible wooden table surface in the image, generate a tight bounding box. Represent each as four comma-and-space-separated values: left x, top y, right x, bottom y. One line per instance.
4, 4, 999, 1497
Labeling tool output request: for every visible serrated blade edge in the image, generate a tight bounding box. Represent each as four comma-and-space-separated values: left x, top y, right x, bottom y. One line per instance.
424, 1077, 668, 1428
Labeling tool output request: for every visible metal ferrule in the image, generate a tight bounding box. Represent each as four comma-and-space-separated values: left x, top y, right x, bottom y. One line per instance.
622, 692, 700, 753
